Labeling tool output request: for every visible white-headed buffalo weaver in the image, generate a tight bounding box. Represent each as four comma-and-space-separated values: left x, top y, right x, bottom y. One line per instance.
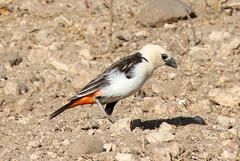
50, 44, 177, 123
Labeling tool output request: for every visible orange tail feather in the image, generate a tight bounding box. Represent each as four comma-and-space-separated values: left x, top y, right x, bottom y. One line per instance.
49, 91, 103, 119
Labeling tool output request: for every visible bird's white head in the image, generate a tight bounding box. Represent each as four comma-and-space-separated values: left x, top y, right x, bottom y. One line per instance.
139, 44, 177, 69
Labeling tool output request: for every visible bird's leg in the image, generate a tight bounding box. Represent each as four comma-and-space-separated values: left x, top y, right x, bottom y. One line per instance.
94, 97, 116, 124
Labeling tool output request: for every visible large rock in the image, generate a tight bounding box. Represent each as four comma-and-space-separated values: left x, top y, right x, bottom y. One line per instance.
67, 135, 103, 155
137, 0, 196, 27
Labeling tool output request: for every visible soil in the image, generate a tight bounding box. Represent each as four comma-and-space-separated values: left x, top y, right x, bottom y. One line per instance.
0, 0, 240, 160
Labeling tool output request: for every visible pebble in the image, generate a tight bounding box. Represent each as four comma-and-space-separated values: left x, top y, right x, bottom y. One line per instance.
30, 153, 39, 160
217, 115, 231, 128
10, 29, 26, 41
151, 81, 164, 94
220, 37, 240, 56
79, 48, 94, 60
159, 122, 175, 133
27, 49, 49, 62
222, 150, 236, 160
208, 88, 240, 108
218, 75, 231, 86
48, 42, 63, 51
48, 57, 69, 72
208, 31, 231, 42
229, 85, 240, 96
188, 99, 212, 114
115, 153, 140, 161
152, 148, 171, 161
110, 117, 132, 135
67, 135, 103, 155
4, 80, 28, 96
137, 0, 195, 27
47, 151, 57, 159
16, 98, 32, 114
168, 143, 185, 158
146, 130, 174, 143
133, 30, 148, 39
27, 140, 41, 151
103, 143, 116, 152
35, 29, 55, 45
3, 53, 22, 66
189, 47, 210, 62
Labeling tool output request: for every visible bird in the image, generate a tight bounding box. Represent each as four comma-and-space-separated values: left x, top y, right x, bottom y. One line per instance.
50, 44, 177, 123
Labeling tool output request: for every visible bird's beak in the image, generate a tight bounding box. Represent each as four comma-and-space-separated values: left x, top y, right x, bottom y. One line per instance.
164, 57, 177, 68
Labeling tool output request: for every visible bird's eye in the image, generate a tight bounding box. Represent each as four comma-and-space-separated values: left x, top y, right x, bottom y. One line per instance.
161, 54, 168, 60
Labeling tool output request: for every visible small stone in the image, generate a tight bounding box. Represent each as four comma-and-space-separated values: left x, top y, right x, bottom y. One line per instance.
152, 148, 171, 161
132, 107, 143, 116
103, 143, 115, 152
189, 47, 210, 62
167, 72, 177, 80
159, 122, 174, 133
133, 30, 148, 39
27, 49, 49, 62
16, 98, 32, 114
4, 80, 28, 96
30, 153, 39, 160
0, 63, 7, 80
115, 153, 140, 161
61, 139, 71, 146
48, 57, 69, 72
69, 63, 81, 75
208, 88, 240, 108
168, 143, 185, 158
110, 117, 132, 134
11, 29, 26, 41
79, 48, 93, 60
220, 38, 240, 56
222, 150, 236, 160
188, 99, 212, 114
67, 136, 103, 155
137, 0, 195, 27
217, 115, 231, 128
86, 23, 98, 35
27, 140, 41, 151
146, 130, 174, 143
48, 42, 63, 51
151, 81, 164, 94
218, 75, 231, 86
47, 151, 57, 159
3, 53, 22, 66
208, 31, 231, 42
229, 85, 240, 96
35, 29, 55, 45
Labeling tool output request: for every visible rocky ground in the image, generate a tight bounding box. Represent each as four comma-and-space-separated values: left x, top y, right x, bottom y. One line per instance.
0, 0, 240, 160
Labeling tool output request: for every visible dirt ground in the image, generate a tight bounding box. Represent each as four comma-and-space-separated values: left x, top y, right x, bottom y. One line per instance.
0, 0, 240, 160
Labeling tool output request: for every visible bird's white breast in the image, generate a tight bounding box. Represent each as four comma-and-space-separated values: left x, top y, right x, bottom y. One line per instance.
101, 61, 154, 102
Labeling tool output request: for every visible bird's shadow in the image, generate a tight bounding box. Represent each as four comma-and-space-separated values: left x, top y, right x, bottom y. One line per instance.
131, 115, 206, 130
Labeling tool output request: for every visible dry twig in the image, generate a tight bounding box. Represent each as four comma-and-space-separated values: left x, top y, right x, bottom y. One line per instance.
108, 0, 113, 53
185, 9, 199, 46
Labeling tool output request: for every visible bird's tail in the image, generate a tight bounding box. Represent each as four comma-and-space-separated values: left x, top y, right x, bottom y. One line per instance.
49, 93, 97, 119
50, 101, 76, 119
